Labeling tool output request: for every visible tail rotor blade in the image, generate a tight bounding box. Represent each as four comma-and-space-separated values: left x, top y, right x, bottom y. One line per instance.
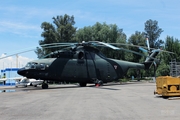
146, 37, 150, 51
139, 47, 148, 53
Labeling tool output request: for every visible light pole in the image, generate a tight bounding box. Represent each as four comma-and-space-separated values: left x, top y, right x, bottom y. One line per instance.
2, 53, 6, 69
16, 54, 18, 68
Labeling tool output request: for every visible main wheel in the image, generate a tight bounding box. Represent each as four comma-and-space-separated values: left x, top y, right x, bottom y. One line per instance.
79, 83, 87, 87
42, 83, 48, 89
95, 80, 103, 86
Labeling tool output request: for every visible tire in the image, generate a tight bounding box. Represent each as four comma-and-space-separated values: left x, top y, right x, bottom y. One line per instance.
42, 83, 48, 89
79, 83, 87, 87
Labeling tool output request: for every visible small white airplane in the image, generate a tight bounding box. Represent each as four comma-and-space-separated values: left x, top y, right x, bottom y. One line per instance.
15, 77, 44, 87
0, 76, 43, 87
0, 78, 7, 82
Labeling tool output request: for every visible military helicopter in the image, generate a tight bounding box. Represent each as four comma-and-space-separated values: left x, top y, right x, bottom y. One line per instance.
16, 40, 162, 89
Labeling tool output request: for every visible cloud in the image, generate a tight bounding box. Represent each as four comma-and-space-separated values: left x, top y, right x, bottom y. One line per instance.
0, 21, 41, 32
0, 54, 34, 70
0, 20, 42, 40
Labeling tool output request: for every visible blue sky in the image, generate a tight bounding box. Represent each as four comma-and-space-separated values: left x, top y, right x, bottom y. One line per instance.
0, 0, 180, 69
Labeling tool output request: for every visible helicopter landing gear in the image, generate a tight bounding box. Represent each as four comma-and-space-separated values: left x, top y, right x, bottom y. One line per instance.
42, 82, 48, 89
79, 82, 87, 87
95, 80, 103, 87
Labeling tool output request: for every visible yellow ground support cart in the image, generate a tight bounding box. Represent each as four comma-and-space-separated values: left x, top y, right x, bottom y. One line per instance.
154, 76, 180, 97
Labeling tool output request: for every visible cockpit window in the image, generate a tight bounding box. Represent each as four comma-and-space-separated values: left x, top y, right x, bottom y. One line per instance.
25, 63, 31, 69
40, 63, 45, 70
25, 62, 37, 69
31, 63, 36, 69
21, 79, 29, 83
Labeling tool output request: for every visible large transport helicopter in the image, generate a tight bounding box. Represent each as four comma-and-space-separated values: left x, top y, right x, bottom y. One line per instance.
15, 40, 163, 89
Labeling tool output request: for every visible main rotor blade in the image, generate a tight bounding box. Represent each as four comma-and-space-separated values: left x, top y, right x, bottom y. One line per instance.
0, 43, 77, 60
118, 47, 159, 61
42, 44, 73, 49
88, 41, 158, 60
0, 49, 36, 60
110, 43, 174, 54
40, 42, 77, 47
87, 41, 120, 50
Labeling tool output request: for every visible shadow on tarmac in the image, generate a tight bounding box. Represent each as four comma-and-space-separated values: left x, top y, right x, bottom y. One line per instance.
0, 81, 149, 93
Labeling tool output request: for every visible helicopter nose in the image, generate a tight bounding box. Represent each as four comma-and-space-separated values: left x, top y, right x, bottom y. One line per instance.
17, 68, 27, 76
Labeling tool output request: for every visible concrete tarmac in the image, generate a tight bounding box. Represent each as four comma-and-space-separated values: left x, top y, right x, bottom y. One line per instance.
0, 82, 180, 120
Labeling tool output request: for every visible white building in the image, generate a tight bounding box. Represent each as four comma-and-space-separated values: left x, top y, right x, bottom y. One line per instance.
0, 68, 21, 85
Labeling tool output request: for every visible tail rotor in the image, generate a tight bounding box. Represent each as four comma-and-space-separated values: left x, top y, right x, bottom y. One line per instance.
139, 37, 160, 77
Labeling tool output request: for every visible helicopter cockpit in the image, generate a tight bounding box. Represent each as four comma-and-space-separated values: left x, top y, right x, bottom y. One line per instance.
25, 62, 36, 69
25, 62, 46, 70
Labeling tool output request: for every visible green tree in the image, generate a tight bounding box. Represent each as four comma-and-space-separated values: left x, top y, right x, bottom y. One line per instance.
156, 59, 170, 76
75, 22, 126, 42
126, 31, 146, 79
144, 19, 164, 48
141, 19, 164, 77
75, 22, 127, 59
156, 36, 180, 76
127, 31, 146, 62
35, 14, 77, 58
164, 36, 180, 62
74, 26, 93, 42
149, 36, 180, 77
